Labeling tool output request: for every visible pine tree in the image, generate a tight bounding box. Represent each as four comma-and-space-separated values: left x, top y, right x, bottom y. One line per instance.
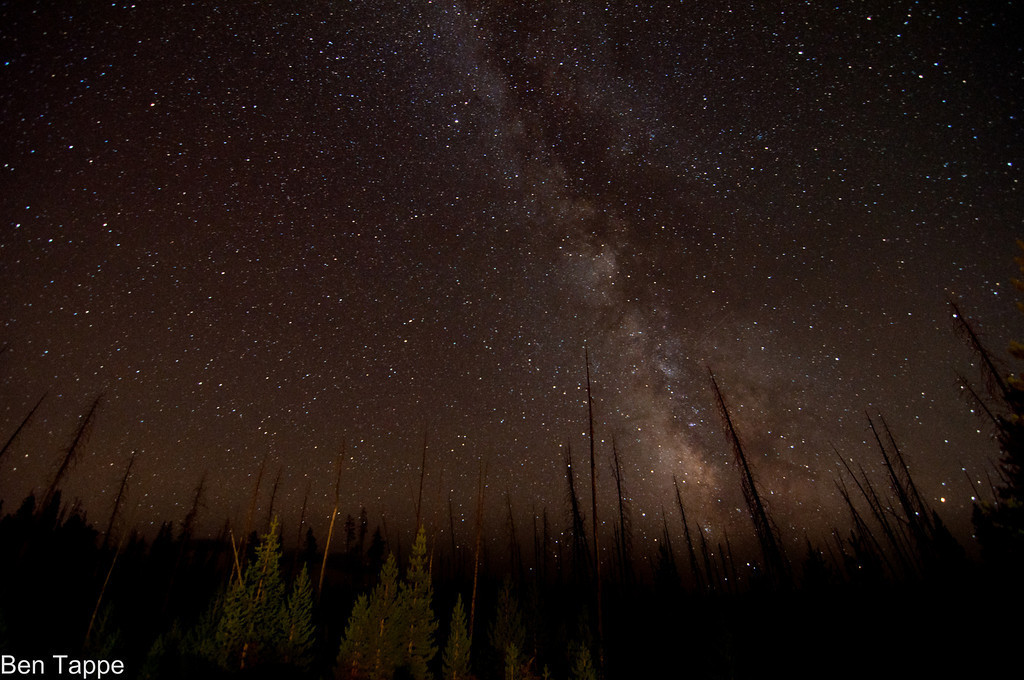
337, 554, 405, 680
185, 592, 224, 668
489, 578, 526, 679
504, 643, 523, 680
400, 526, 438, 680
441, 595, 471, 680
214, 517, 288, 670
282, 564, 316, 669
569, 643, 597, 680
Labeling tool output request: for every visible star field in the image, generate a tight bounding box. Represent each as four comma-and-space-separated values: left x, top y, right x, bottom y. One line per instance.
1, 1, 1022, 550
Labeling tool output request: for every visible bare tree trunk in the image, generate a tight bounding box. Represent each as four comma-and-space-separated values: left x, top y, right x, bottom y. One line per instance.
162, 472, 206, 614
318, 441, 345, 596
585, 347, 603, 668
448, 492, 458, 579
239, 454, 268, 561
292, 480, 311, 575
673, 476, 705, 592
564, 442, 589, 578
612, 438, 633, 585
415, 428, 428, 531
102, 450, 138, 551
709, 369, 789, 587
86, 531, 125, 647
469, 462, 487, 635
505, 492, 521, 579
228, 528, 243, 585
43, 395, 102, 510
265, 465, 283, 533
0, 393, 46, 467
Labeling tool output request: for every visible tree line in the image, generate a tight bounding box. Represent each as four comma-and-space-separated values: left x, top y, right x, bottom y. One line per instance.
3, 244, 1024, 677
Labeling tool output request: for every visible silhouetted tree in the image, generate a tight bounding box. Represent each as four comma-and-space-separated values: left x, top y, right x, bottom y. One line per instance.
957, 245, 1024, 566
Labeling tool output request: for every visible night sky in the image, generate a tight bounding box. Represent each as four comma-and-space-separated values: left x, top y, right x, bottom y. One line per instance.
2, 1, 1022, 553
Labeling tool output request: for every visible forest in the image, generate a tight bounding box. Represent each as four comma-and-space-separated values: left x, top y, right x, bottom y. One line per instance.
2, 286, 1023, 680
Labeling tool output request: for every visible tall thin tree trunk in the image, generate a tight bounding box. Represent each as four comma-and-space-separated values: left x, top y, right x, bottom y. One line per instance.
43, 395, 102, 510
265, 465, 283, 533
542, 507, 551, 583
709, 369, 789, 587
318, 441, 345, 595
86, 531, 125, 647
229, 528, 244, 585
448, 492, 458, 579
585, 347, 603, 668
415, 428, 428, 531
697, 524, 718, 592
163, 473, 206, 614
469, 462, 487, 635
102, 450, 138, 551
505, 492, 521, 579
239, 453, 268, 561
564, 442, 589, 577
612, 438, 632, 585
673, 476, 705, 592
0, 393, 46, 467
292, 480, 311, 575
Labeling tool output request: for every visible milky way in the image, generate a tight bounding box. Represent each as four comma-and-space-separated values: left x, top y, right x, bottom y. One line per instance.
1, 1, 1021, 551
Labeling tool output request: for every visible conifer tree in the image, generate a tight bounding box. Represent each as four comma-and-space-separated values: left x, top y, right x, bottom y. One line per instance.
337, 554, 405, 680
185, 592, 223, 668
215, 517, 288, 670
400, 526, 438, 680
489, 578, 526, 678
569, 644, 597, 680
504, 643, 523, 680
442, 595, 471, 680
568, 619, 597, 680
283, 564, 316, 669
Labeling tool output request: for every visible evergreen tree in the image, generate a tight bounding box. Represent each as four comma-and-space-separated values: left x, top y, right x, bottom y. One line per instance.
568, 643, 596, 680
567, 616, 595, 680
504, 643, 523, 680
489, 578, 526, 679
214, 517, 288, 670
337, 554, 405, 680
283, 564, 316, 669
185, 592, 224, 669
400, 526, 438, 680
441, 595, 471, 680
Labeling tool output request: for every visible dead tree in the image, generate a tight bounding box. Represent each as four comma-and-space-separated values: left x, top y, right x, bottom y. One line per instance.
42, 395, 102, 511
673, 475, 705, 592
102, 450, 139, 551
318, 440, 345, 595
563, 441, 590, 579
584, 346, 604, 663
708, 369, 790, 587
0, 393, 46, 468
469, 462, 487, 635
264, 466, 283, 533
612, 438, 634, 584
